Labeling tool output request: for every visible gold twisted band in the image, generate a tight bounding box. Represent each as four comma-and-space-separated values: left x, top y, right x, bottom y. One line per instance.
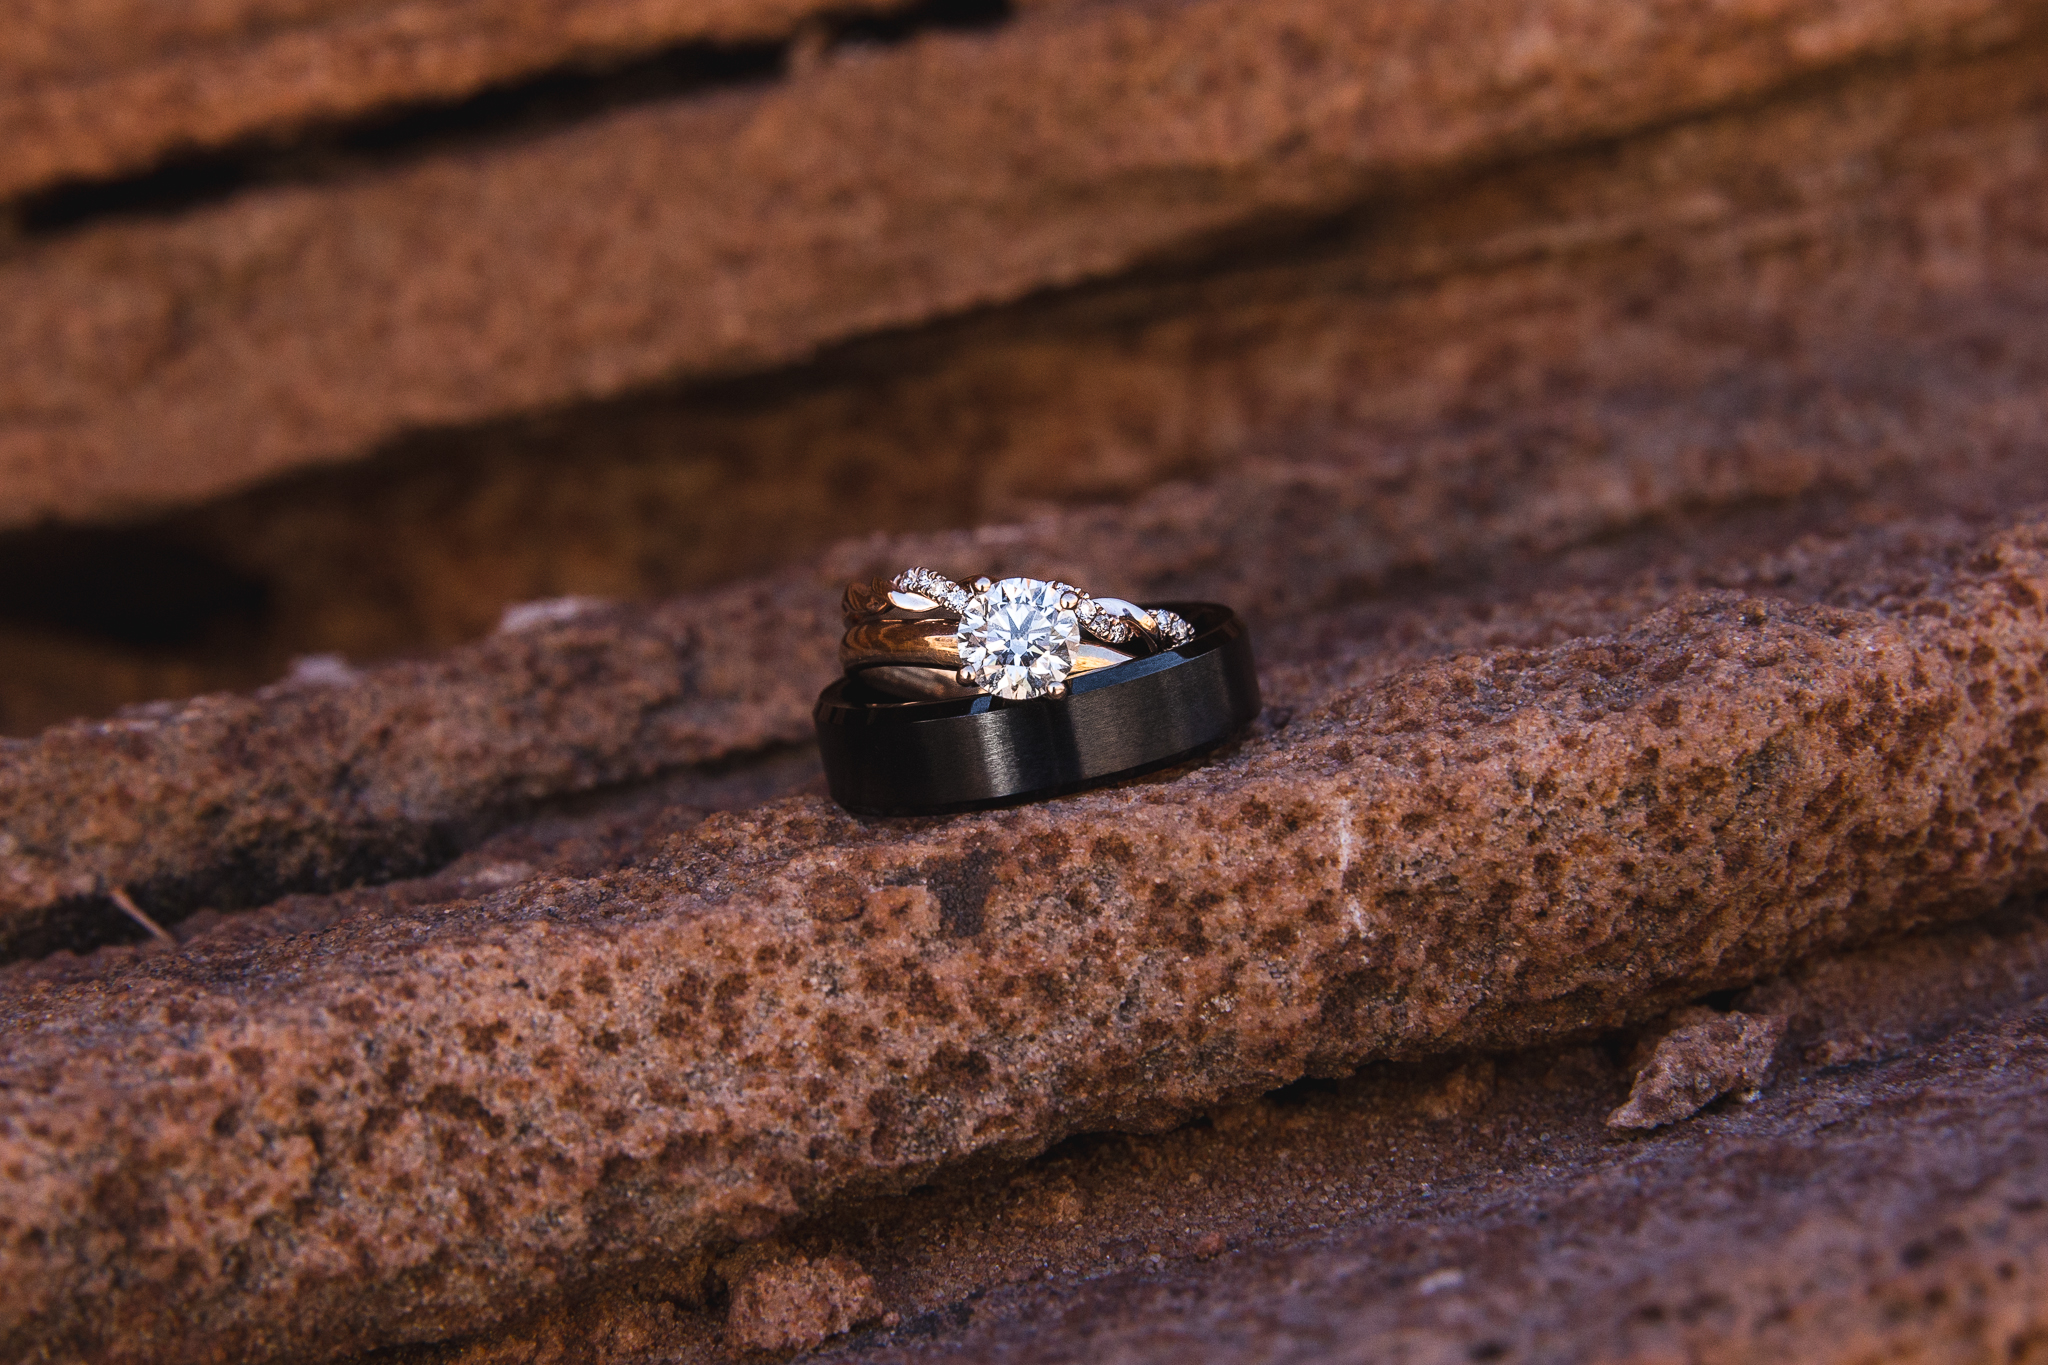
841, 619, 1143, 673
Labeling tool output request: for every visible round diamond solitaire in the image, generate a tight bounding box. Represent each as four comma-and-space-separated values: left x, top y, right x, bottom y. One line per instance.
954, 577, 1081, 700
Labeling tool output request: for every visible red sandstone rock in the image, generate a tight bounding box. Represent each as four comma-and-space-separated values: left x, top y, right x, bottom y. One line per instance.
0, 584, 837, 956
723, 1251, 880, 1354
2, 511, 2045, 1364
800, 988, 2048, 1365
0, 0, 913, 202
473, 906, 2039, 1365
1606, 1008, 1782, 1129
5, 0, 2044, 530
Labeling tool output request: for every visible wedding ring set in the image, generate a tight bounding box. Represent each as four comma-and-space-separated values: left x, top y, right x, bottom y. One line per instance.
813, 568, 1260, 815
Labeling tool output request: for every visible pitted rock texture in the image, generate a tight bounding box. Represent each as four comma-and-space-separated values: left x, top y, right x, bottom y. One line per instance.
0, 585, 837, 958
3, 513, 2047, 1365
382, 905, 2048, 1365
723, 1252, 880, 1354
6, 0, 2048, 530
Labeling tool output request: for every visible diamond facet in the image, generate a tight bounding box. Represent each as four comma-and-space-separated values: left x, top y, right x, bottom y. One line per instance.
955, 577, 1081, 700
1152, 608, 1196, 646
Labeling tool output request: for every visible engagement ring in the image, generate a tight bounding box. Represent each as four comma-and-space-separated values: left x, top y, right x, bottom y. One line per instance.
815, 569, 1260, 815
840, 569, 1196, 701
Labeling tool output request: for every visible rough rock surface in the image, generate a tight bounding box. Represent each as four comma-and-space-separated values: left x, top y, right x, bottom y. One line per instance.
4, 503, 2047, 1364
723, 1251, 880, 1354
0, 583, 837, 957
807, 983, 2048, 1365
390, 904, 2048, 1365
1605, 1007, 1783, 1129
6, 0, 2047, 529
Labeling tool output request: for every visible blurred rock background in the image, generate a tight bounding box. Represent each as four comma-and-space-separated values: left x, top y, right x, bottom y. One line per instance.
5, 2, 2048, 1362
4, 0, 2042, 735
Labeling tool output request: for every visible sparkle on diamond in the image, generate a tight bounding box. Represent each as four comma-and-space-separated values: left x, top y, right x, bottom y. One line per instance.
955, 577, 1080, 699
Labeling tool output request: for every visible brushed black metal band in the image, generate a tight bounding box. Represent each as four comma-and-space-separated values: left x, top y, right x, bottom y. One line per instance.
813, 603, 1260, 815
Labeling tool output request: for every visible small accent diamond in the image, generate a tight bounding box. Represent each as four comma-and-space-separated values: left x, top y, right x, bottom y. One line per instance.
892, 567, 969, 614
1075, 596, 1140, 644
955, 577, 1081, 700
1153, 609, 1196, 646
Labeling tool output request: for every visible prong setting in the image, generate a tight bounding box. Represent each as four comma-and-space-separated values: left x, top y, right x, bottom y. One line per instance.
952, 577, 1081, 700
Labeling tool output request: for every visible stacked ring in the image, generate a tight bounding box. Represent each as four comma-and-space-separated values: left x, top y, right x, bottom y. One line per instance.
814, 568, 1261, 815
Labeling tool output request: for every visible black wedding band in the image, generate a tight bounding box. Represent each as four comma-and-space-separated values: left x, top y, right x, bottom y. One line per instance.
813, 603, 1260, 815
